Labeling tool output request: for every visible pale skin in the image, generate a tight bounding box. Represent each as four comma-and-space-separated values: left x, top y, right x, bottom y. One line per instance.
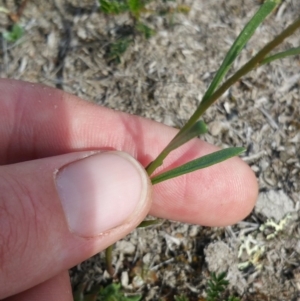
0, 79, 258, 300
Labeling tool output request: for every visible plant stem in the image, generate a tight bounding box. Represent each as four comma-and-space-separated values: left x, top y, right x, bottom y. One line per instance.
259, 46, 300, 66
146, 17, 300, 176
182, 17, 300, 131
146, 148, 169, 176
105, 245, 114, 277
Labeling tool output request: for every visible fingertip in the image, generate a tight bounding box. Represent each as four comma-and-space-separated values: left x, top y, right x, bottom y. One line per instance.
150, 154, 258, 227
216, 157, 258, 226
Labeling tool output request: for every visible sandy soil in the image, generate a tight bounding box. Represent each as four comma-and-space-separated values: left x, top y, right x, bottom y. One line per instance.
0, 0, 300, 300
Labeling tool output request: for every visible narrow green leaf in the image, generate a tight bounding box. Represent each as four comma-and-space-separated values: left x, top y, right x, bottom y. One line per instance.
108, 38, 132, 63
151, 147, 245, 185
259, 47, 300, 66
136, 22, 155, 39
188, 17, 300, 129
99, 0, 129, 14
176, 0, 280, 137
147, 0, 281, 174
146, 120, 207, 175
3, 23, 23, 42
128, 0, 143, 14
201, 0, 279, 105
165, 120, 207, 153
147, 0, 280, 177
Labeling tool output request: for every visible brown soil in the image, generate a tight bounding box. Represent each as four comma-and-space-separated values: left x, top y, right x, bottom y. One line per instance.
0, 0, 299, 300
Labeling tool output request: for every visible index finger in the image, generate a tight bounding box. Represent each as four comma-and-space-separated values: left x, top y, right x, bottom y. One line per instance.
0, 79, 257, 226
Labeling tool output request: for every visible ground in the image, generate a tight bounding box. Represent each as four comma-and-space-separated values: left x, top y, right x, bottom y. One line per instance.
0, 0, 300, 300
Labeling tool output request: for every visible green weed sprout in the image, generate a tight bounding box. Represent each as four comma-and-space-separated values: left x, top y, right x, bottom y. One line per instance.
2, 23, 23, 42
174, 272, 241, 301
103, 0, 300, 280
206, 272, 240, 301
0, 2, 27, 42
174, 295, 189, 301
100, 0, 188, 62
98, 283, 141, 301
100, 0, 155, 62
74, 282, 142, 301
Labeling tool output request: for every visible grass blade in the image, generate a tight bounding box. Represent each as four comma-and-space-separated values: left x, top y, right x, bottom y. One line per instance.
259, 47, 300, 66
99, 0, 128, 14
151, 147, 245, 185
146, 120, 207, 175
165, 120, 207, 153
147, 0, 280, 176
196, 17, 300, 118
200, 0, 279, 106
128, 0, 143, 18
3, 23, 24, 42
176, 0, 280, 137
136, 22, 156, 39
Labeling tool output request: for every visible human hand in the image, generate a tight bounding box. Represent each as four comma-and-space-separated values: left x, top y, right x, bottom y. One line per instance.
0, 79, 257, 300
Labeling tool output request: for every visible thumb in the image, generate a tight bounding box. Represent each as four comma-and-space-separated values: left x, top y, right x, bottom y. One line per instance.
0, 151, 152, 299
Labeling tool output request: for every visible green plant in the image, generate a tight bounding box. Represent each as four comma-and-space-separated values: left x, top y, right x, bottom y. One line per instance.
145, 0, 300, 178
206, 272, 236, 301
107, 38, 132, 63
206, 272, 228, 301
2, 23, 23, 42
135, 22, 155, 39
99, 0, 129, 14
170, 273, 241, 301
98, 283, 142, 301
0, 1, 28, 41
174, 294, 189, 301
99, 0, 190, 62
99, 0, 151, 19
104, 0, 300, 277
74, 283, 142, 301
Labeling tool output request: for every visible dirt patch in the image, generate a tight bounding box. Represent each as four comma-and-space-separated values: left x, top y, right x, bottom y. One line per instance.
1, 0, 300, 300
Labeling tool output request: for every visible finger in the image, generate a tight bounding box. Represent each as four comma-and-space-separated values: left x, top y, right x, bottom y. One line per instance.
5, 271, 72, 301
0, 79, 258, 225
0, 151, 152, 298
151, 149, 258, 226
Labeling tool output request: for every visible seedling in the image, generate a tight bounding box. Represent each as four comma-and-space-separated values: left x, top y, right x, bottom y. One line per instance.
107, 38, 132, 64
174, 295, 189, 301
0, 0, 28, 42
99, 0, 190, 62
206, 272, 240, 301
2, 23, 23, 42
168, 272, 240, 301
74, 282, 142, 301
97, 283, 142, 301
73, 273, 238, 300
206, 272, 229, 301
104, 0, 300, 278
